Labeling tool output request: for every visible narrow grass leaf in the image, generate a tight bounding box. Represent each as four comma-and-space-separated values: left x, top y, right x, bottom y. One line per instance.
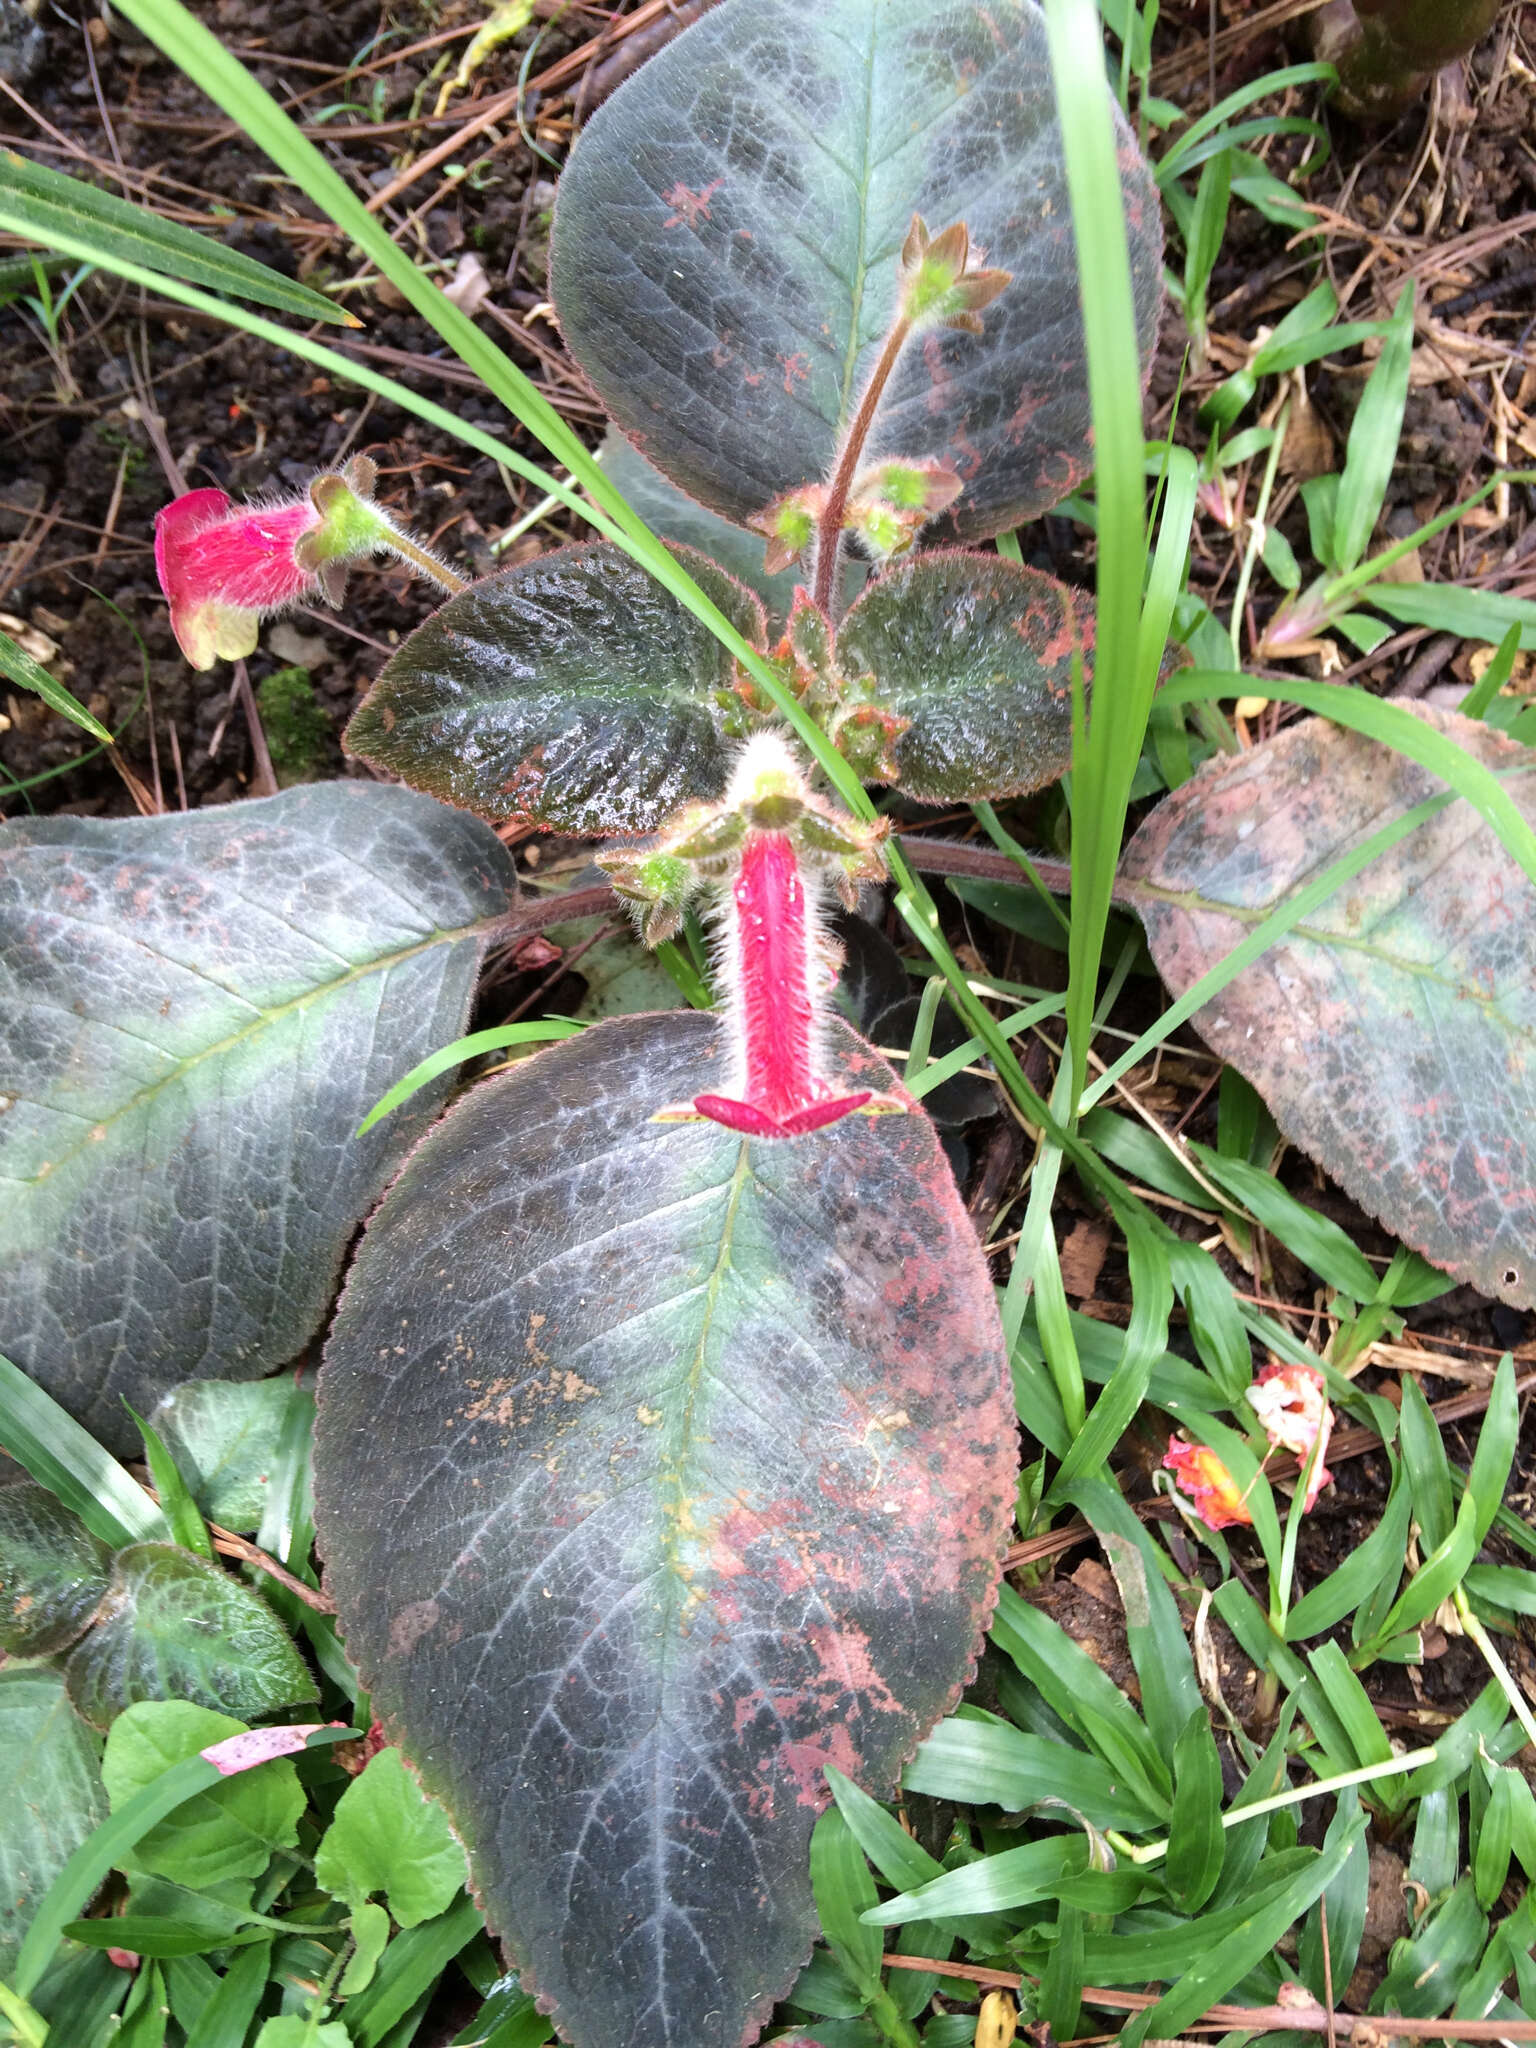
1286, 1455, 1410, 1639
1373, 1876, 1486, 2018
1188, 1149, 1378, 1299
1040, 1899, 1084, 2045
860, 1835, 1085, 1925
1120, 1820, 1362, 2046
0, 152, 351, 326
0, 626, 112, 743
810, 1807, 883, 1995
1298, 1786, 1368, 1999
989, 1584, 1171, 1802
182, 1940, 272, 2048
1047, 1210, 1173, 1494
1165, 1706, 1225, 1912
357, 1021, 583, 1134
126, 1405, 214, 1559
340, 1896, 483, 2048
1332, 283, 1414, 574
904, 1710, 1163, 1832
0, 1350, 165, 1547
1399, 1374, 1454, 1552
1462, 625, 1522, 720
823, 1768, 942, 1897
1067, 1475, 1202, 1761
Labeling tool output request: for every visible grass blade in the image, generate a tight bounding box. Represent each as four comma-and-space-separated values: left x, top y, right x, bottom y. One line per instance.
0, 151, 354, 326
0, 1349, 165, 1546
0, 624, 113, 743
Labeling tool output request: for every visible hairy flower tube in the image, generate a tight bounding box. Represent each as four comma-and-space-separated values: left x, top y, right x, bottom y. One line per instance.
154, 454, 460, 671
606, 733, 903, 1138
1248, 1362, 1334, 1511
1162, 1439, 1254, 1531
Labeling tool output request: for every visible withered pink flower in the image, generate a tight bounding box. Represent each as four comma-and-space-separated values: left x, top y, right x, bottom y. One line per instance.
1163, 1439, 1254, 1530
153, 456, 454, 672
1248, 1362, 1334, 1511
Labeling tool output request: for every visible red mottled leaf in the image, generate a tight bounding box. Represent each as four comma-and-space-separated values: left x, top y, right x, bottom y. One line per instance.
313, 1011, 1014, 2048
345, 541, 768, 832
831, 553, 1088, 799
550, 0, 1162, 546
1123, 706, 1536, 1306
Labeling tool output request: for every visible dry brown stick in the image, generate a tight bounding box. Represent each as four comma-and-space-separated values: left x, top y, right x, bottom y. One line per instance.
207, 1525, 337, 1613
880, 1955, 1536, 2040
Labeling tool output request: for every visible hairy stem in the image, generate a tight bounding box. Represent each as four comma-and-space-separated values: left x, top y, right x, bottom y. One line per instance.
811, 314, 911, 613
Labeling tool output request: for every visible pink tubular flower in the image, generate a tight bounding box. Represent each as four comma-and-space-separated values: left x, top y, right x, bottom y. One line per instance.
153, 455, 454, 671
1248, 1362, 1334, 1511
692, 826, 876, 1138
1163, 1439, 1254, 1530
637, 733, 902, 1139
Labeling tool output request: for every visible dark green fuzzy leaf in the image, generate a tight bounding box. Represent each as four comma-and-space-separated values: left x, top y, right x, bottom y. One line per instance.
314, 1012, 1014, 2048
345, 542, 767, 831
0, 785, 518, 1449
63, 1545, 317, 1728
1124, 706, 1536, 1306
0, 1477, 112, 1654
551, 0, 1161, 543
0, 1667, 107, 1977
833, 555, 1085, 800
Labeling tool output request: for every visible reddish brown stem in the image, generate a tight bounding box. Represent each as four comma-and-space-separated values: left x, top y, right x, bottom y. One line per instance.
811, 314, 911, 614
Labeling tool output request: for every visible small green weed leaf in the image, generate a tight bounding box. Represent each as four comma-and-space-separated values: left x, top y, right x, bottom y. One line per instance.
101, 1701, 306, 1889
345, 542, 767, 832
340, 1901, 391, 1995
149, 1377, 311, 1535
831, 554, 1084, 800
1188, 1149, 1379, 1300
0, 1478, 112, 1654
63, 1544, 316, 1729
253, 2021, 351, 2048
1373, 1875, 1487, 2018
313, 1747, 467, 1927
551, 0, 1161, 544
0, 785, 519, 1449
0, 1668, 108, 1977
0, 153, 352, 326
314, 1012, 1014, 2048
861, 1832, 1086, 1924
1124, 706, 1536, 1305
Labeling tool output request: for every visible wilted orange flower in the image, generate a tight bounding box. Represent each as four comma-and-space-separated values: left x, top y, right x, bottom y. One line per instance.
1163, 1439, 1253, 1530
1247, 1362, 1334, 1511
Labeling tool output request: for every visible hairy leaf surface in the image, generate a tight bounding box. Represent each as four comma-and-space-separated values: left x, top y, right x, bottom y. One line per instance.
552, 0, 1161, 542
345, 542, 767, 830
0, 1478, 112, 1655
63, 1543, 317, 1728
0, 1668, 107, 1975
1124, 706, 1536, 1305
833, 553, 1085, 799
315, 1012, 1014, 2048
0, 785, 518, 1448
